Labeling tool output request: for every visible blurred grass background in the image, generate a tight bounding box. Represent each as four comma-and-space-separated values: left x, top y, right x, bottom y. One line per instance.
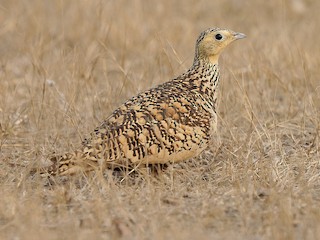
0, 0, 319, 239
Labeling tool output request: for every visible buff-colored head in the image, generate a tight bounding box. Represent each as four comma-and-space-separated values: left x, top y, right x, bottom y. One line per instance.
194, 28, 246, 65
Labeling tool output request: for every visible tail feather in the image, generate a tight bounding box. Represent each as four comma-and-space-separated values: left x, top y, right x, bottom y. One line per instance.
40, 151, 98, 176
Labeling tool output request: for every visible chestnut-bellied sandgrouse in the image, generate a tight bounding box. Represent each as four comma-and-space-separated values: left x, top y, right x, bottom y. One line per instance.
43, 27, 246, 176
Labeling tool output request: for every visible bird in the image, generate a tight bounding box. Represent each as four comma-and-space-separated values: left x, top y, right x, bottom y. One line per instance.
42, 27, 246, 176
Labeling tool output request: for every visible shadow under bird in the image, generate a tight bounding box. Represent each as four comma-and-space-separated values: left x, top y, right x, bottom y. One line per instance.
42, 27, 246, 176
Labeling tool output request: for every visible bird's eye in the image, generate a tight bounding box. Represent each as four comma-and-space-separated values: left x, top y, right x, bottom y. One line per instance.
215, 33, 223, 40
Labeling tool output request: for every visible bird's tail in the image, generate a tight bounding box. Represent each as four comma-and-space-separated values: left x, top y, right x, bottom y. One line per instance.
40, 151, 98, 176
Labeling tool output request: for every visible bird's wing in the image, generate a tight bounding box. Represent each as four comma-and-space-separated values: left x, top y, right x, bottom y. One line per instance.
86, 82, 211, 163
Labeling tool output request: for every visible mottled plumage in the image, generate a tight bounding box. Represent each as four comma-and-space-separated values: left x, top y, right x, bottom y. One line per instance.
43, 27, 246, 176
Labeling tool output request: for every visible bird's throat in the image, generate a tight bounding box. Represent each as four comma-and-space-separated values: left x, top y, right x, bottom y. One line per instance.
208, 54, 219, 65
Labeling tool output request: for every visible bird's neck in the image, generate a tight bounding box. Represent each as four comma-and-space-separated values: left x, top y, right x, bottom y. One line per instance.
194, 46, 220, 66
179, 61, 220, 111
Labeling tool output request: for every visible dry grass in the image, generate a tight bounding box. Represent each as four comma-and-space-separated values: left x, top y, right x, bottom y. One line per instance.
0, 0, 320, 239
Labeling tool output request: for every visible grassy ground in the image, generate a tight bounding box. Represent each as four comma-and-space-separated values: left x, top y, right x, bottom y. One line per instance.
0, 0, 320, 239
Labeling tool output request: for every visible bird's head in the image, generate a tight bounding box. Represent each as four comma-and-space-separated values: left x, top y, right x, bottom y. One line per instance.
194, 28, 246, 65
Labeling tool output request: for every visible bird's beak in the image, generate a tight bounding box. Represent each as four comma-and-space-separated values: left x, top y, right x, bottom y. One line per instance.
233, 32, 246, 40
